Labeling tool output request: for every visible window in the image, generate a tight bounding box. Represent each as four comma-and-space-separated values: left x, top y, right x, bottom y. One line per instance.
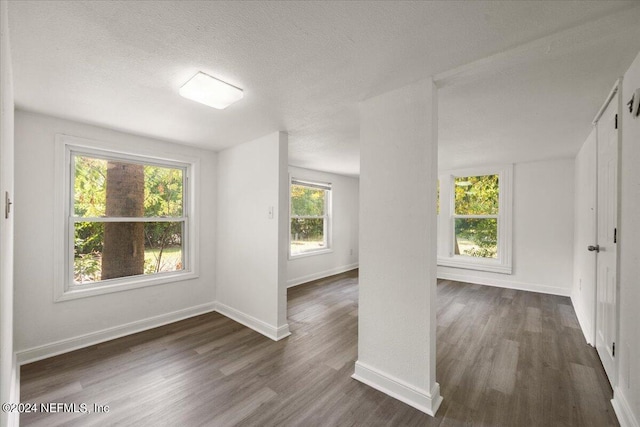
437, 165, 512, 274
289, 178, 332, 257
55, 135, 198, 300
453, 174, 499, 258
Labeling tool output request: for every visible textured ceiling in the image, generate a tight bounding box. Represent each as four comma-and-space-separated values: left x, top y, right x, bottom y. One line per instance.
7, 1, 640, 176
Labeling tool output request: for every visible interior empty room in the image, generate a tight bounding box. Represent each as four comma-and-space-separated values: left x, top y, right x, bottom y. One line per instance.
1, 1, 640, 426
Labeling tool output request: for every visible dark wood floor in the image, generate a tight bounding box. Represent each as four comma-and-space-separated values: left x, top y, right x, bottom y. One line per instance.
20, 272, 618, 426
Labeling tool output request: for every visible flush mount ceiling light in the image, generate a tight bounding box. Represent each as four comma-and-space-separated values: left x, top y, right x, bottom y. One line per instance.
179, 72, 243, 110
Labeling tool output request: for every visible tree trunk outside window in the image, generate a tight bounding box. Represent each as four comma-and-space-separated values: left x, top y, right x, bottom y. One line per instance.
102, 162, 145, 279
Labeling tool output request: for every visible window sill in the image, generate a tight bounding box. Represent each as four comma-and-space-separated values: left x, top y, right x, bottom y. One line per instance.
54, 271, 199, 302
289, 248, 333, 260
437, 257, 512, 275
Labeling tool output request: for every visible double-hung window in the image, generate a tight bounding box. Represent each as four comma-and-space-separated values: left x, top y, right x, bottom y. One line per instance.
55, 135, 197, 300
289, 178, 332, 257
437, 165, 513, 274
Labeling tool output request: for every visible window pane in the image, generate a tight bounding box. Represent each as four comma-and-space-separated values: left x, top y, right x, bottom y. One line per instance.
291, 185, 325, 216
74, 155, 183, 218
74, 156, 107, 217
143, 222, 184, 274
455, 218, 498, 259
290, 218, 326, 255
74, 221, 104, 284
74, 221, 184, 284
454, 175, 499, 215
144, 164, 183, 217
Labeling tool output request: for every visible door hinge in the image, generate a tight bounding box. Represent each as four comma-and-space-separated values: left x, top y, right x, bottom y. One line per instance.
615, 114, 618, 129
4, 192, 11, 219
614, 228, 617, 243
613, 342, 616, 357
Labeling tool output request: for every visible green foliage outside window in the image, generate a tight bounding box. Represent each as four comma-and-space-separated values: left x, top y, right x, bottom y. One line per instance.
454, 175, 499, 258
73, 155, 184, 283
290, 183, 329, 256
454, 175, 499, 215
290, 185, 325, 241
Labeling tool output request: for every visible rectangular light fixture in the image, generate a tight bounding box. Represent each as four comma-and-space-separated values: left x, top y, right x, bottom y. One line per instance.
179, 72, 243, 110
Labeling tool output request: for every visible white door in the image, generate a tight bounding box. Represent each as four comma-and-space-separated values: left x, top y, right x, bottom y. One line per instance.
594, 92, 619, 385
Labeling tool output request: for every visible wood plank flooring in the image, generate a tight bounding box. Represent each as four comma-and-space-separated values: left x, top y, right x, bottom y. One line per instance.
20, 272, 618, 426
436, 280, 618, 427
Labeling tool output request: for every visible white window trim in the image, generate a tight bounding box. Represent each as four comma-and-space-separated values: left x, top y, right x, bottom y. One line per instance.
437, 164, 513, 274
288, 177, 333, 259
54, 134, 200, 301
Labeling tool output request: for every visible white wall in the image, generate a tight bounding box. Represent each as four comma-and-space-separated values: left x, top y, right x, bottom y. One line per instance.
287, 166, 359, 287
13, 111, 217, 361
355, 78, 441, 415
0, 1, 18, 425
216, 131, 290, 341
572, 129, 597, 345
438, 158, 575, 296
612, 50, 640, 427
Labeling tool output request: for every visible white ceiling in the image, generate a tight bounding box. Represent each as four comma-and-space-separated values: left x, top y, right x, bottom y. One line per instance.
7, 1, 640, 176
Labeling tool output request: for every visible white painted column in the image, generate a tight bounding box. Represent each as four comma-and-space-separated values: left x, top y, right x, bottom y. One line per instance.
353, 78, 442, 415
276, 131, 289, 334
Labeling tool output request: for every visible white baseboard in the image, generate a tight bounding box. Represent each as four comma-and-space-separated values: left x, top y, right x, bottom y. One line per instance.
437, 270, 571, 297
287, 263, 359, 288
352, 361, 442, 416
16, 302, 217, 365
214, 302, 291, 341
571, 292, 595, 346
612, 387, 640, 427
15, 300, 293, 366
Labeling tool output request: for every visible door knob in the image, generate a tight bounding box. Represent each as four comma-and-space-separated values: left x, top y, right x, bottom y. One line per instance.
588, 245, 600, 252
